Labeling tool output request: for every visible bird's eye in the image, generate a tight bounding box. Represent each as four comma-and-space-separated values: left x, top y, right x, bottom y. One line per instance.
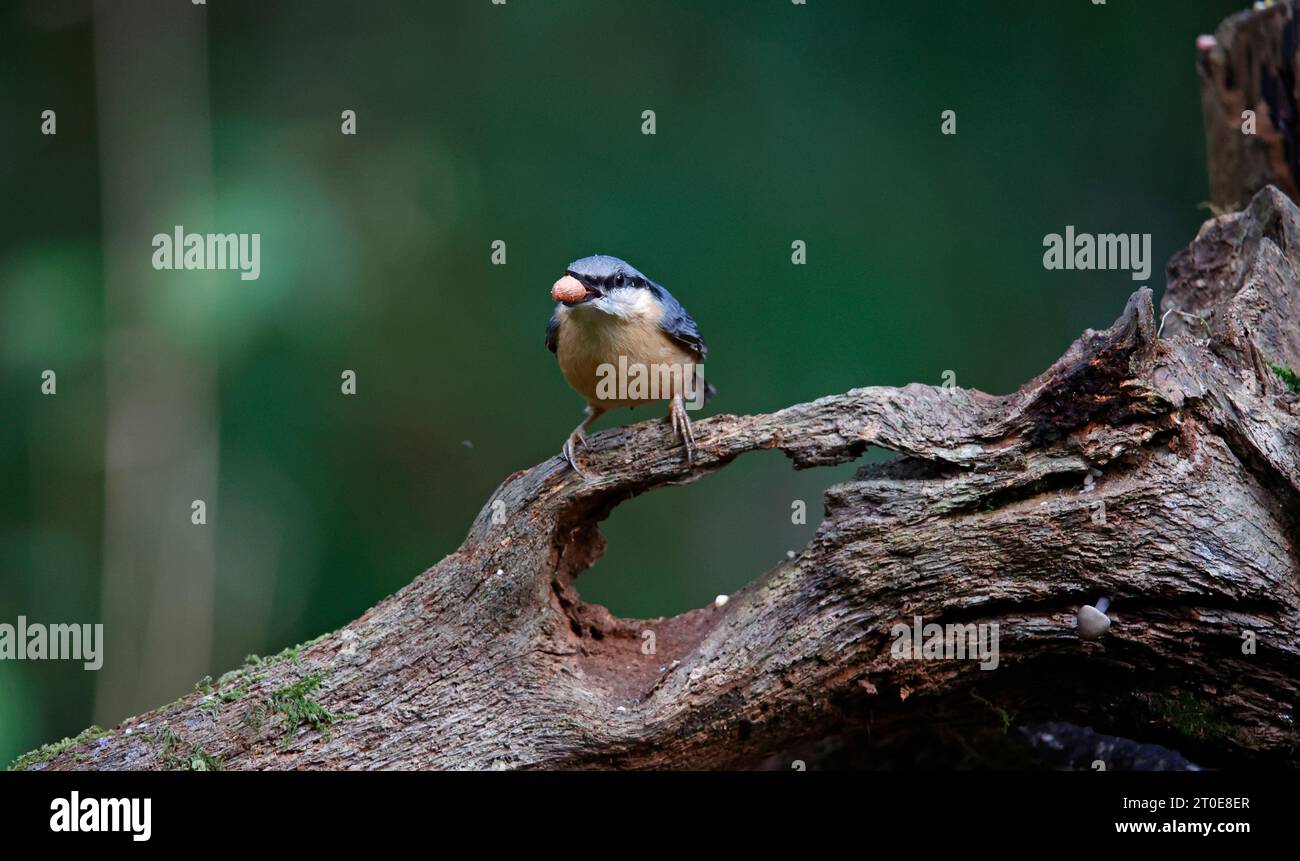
615, 273, 625, 287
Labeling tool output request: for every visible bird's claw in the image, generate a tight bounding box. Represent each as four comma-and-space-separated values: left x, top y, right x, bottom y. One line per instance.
669, 398, 696, 465
560, 405, 603, 480
562, 430, 589, 479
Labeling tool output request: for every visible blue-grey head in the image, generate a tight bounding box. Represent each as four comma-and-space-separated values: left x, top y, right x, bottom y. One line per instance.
546, 252, 712, 393
551, 254, 661, 311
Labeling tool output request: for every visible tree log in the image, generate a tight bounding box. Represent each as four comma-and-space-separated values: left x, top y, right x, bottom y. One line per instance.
21, 181, 1300, 770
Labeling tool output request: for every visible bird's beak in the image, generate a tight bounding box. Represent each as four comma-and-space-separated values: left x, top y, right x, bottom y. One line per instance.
551, 274, 601, 306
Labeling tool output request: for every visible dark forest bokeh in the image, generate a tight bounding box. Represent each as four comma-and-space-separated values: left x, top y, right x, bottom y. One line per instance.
0, 0, 1241, 765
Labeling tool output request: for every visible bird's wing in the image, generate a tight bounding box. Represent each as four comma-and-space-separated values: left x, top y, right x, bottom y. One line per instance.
545, 308, 560, 354
654, 285, 708, 362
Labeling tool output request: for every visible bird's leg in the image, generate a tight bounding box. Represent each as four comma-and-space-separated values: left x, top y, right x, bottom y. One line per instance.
668, 394, 696, 465
562, 404, 604, 477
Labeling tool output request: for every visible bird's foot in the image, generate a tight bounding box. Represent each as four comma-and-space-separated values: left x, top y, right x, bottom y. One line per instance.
669, 396, 696, 465
562, 429, 590, 479
560, 405, 604, 480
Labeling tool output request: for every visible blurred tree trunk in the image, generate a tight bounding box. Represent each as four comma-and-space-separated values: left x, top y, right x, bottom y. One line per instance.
1200, 0, 1300, 210
93, 0, 221, 723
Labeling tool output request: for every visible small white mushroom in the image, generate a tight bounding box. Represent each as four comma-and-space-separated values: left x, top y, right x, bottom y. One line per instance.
1077, 597, 1112, 640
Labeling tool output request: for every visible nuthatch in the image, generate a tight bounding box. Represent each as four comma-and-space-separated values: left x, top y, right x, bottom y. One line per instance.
546, 255, 714, 476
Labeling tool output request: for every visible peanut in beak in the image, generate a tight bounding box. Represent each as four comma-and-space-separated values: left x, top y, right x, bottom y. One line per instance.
551, 274, 588, 304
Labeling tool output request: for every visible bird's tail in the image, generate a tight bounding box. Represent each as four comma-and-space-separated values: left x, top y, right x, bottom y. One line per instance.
694, 365, 717, 404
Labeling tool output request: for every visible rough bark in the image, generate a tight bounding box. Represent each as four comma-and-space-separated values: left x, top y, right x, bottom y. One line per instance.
23, 181, 1300, 771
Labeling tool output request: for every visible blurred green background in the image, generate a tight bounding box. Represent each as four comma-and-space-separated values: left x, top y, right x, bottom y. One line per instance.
0, 0, 1241, 765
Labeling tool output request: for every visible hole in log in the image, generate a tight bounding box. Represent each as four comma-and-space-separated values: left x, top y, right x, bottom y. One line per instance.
542, 448, 889, 707
574, 449, 880, 618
